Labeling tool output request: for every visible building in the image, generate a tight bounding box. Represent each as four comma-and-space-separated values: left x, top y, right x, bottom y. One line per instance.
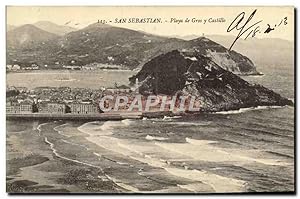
21, 63, 39, 70
70, 102, 98, 114
81, 66, 94, 70
6, 65, 12, 70
12, 64, 21, 71
63, 65, 82, 70
105, 85, 132, 94
38, 102, 66, 114
47, 103, 66, 114
6, 101, 21, 114
38, 102, 48, 113
6, 100, 32, 114
20, 101, 32, 113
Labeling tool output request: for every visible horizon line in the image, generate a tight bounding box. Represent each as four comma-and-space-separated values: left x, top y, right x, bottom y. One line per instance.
6, 20, 293, 42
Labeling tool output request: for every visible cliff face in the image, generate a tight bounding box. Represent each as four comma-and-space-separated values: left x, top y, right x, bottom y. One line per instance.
129, 50, 292, 112
183, 37, 258, 75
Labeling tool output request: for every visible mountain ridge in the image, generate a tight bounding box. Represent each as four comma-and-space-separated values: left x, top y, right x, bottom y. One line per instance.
33, 21, 77, 36
7, 24, 59, 49
7, 22, 258, 75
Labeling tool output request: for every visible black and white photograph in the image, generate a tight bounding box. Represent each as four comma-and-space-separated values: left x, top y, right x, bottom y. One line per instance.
5, 6, 295, 194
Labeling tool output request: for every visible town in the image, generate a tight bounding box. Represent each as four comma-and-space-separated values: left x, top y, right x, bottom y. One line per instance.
6, 62, 127, 72
6, 83, 202, 118
6, 85, 130, 115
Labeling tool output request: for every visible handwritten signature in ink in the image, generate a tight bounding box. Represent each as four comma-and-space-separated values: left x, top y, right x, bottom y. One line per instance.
227, 9, 262, 51
227, 9, 288, 51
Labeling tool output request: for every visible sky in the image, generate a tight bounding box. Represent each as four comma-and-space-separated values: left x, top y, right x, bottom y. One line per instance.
6, 6, 294, 41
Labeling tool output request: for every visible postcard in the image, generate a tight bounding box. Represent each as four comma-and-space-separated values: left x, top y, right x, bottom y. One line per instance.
6, 6, 295, 194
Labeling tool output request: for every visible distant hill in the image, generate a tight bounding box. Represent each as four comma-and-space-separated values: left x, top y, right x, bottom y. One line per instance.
206, 35, 294, 68
34, 21, 77, 36
175, 34, 294, 67
6, 22, 258, 74
52, 22, 169, 68
7, 24, 58, 49
7, 24, 16, 32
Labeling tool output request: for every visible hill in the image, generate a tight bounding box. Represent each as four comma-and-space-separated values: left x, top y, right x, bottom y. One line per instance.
34, 21, 77, 36
206, 35, 294, 68
6, 23, 258, 74
129, 50, 292, 112
7, 24, 58, 49
7, 24, 16, 32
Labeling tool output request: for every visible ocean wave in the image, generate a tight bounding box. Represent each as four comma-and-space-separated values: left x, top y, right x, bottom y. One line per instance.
166, 168, 246, 193
99, 121, 118, 131
44, 137, 104, 171
177, 182, 214, 193
121, 119, 134, 126
36, 122, 52, 136
145, 135, 168, 141
78, 121, 114, 136
185, 138, 217, 145
43, 136, 139, 191
214, 105, 287, 115
53, 123, 70, 137
82, 130, 247, 192
61, 139, 89, 150
78, 119, 134, 137
93, 152, 129, 166
156, 138, 291, 166
170, 121, 212, 126
77, 118, 291, 193
163, 115, 182, 120
78, 124, 252, 193
104, 175, 141, 193
97, 136, 247, 193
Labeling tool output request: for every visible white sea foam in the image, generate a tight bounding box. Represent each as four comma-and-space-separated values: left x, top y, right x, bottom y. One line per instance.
115, 138, 247, 192
93, 152, 129, 166
44, 137, 104, 171
162, 115, 182, 120
214, 106, 286, 115
44, 136, 143, 192
78, 123, 246, 192
121, 119, 134, 126
105, 175, 141, 193
78, 121, 286, 192
177, 183, 214, 193
186, 138, 217, 145
61, 139, 89, 150
36, 122, 51, 136
156, 138, 290, 166
79, 120, 134, 136
145, 135, 168, 141
185, 56, 198, 61
99, 121, 117, 131
166, 168, 246, 193
53, 123, 70, 137
169, 121, 211, 126
78, 121, 115, 136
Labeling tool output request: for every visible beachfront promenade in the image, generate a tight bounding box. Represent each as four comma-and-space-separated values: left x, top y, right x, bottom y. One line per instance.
6, 111, 178, 120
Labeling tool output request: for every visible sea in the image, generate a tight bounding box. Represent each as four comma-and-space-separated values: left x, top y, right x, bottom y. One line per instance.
6, 66, 294, 193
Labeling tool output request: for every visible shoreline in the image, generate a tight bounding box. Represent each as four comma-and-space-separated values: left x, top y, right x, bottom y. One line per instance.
6, 104, 292, 121
6, 69, 134, 74
6, 112, 143, 121
6, 69, 264, 76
